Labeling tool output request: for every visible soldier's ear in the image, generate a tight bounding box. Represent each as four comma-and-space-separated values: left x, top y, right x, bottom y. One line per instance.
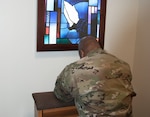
79, 50, 84, 58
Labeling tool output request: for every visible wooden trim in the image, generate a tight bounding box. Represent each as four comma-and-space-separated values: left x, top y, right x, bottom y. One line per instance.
99, 0, 107, 49
43, 106, 78, 117
37, 0, 107, 51
34, 104, 78, 117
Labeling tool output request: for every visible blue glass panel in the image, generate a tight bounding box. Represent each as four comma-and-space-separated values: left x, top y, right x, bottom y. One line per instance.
97, 10, 100, 24
96, 24, 100, 38
60, 28, 69, 38
46, 11, 50, 23
98, 0, 101, 10
66, 30, 79, 39
61, 14, 68, 24
88, 24, 91, 35
50, 12, 57, 23
74, 2, 88, 19
65, 0, 88, 5
61, 0, 64, 13
61, 23, 68, 29
89, 0, 98, 6
69, 38, 80, 44
44, 35, 49, 44
58, 0, 62, 8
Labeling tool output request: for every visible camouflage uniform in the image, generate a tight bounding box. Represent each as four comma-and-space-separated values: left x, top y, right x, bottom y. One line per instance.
54, 48, 136, 117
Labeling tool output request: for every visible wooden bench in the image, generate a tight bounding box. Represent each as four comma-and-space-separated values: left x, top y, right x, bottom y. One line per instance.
32, 92, 78, 117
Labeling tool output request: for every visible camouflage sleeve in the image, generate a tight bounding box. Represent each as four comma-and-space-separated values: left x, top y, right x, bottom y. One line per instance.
54, 65, 74, 102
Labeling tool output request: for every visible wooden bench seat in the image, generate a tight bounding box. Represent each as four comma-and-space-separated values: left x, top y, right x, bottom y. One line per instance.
32, 92, 78, 117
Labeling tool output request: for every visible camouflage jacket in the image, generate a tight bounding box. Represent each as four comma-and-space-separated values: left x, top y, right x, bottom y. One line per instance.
54, 48, 135, 117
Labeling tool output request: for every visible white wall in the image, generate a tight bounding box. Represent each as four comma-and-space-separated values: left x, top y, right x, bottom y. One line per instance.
0, 0, 149, 117
0, 0, 79, 117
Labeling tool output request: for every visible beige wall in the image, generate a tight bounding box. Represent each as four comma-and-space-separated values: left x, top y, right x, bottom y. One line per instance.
105, 0, 150, 116
104, 0, 138, 70
133, 0, 150, 116
0, 0, 150, 117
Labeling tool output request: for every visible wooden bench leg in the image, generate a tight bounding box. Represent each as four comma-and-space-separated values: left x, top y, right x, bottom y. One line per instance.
35, 104, 43, 117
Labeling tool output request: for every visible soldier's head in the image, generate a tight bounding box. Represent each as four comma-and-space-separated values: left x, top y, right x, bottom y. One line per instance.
78, 36, 100, 58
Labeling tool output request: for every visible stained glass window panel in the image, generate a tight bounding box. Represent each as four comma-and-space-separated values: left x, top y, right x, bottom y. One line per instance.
44, 0, 101, 45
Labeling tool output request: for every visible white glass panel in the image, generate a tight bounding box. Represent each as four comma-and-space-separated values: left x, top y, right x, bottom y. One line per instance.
47, 0, 54, 11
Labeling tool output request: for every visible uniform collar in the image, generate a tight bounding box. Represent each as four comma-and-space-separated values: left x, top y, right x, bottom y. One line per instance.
87, 48, 105, 57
